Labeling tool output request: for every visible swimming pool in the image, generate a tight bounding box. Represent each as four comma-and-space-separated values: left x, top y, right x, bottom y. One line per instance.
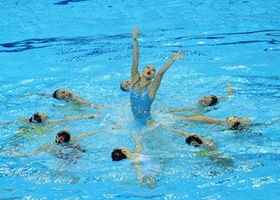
0, 0, 279, 199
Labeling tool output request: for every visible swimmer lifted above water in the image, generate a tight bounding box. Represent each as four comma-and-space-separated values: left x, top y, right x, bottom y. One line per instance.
130, 26, 184, 126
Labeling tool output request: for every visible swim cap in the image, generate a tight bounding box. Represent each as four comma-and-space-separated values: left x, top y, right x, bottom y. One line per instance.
209, 95, 218, 106
56, 130, 71, 143
29, 113, 43, 123
52, 89, 59, 99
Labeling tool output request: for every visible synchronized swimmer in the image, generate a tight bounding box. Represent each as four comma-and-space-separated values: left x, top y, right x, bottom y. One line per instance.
10, 130, 101, 162
52, 88, 102, 109
111, 134, 158, 189
10, 126, 119, 161
166, 127, 233, 168
27, 88, 102, 109
178, 115, 280, 131
169, 83, 233, 113
129, 27, 183, 126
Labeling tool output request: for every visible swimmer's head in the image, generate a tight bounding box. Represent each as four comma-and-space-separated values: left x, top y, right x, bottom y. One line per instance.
230, 121, 243, 131
226, 116, 250, 128
56, 130, 71, 144
142, 65, 156, 80
225, 116, 239, 127
29, 112, 48, 123
186, 134, 203, 147
52, 88, 73, 100
111, 148, 127, 161
120, 80, 131, 92
198, 95, 219, 107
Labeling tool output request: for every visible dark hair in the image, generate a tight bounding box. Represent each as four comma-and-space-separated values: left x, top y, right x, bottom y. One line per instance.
209, 95, 219, 106
186, 135, 203, 147
52, 89, 59, 99
111, 148, 127, 161
56, 130, 71, 143
120, 83, 126, 91
230, 122, 243, 131
29, 113, 42, 123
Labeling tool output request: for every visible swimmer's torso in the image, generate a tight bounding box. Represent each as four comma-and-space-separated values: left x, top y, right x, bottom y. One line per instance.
130, 83, 154, 118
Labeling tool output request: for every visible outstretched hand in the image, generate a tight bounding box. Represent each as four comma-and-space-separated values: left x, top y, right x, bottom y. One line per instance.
170, 50, 184, 61
132, 134, 142, 141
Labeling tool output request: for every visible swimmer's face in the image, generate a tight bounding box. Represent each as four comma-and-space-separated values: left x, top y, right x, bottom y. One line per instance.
120, 80, 131, 92
55, 89, 73, 100
142, 65, 156, 79
198, 96, 217, 107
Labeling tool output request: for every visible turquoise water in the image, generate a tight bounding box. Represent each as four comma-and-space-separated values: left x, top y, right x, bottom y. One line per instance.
0, 0, 280, 199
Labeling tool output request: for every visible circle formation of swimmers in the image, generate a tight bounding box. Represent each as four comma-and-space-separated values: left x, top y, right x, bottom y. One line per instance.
2, 27, 279, 189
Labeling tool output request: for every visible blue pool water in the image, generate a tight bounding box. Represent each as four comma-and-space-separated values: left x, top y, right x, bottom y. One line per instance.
0, 0, 280, 199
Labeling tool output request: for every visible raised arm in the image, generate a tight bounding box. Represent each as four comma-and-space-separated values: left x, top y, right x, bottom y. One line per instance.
132, 135, 142, 153
219, 83, 234, 101
184, 116, 225, 124
149, 51, 183, 99
226, 83, 234, 96
131, 27, 141, 85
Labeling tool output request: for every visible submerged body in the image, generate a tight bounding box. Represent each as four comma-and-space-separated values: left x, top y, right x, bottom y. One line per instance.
168, 128, 233, 169
111, 135, 158, 188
